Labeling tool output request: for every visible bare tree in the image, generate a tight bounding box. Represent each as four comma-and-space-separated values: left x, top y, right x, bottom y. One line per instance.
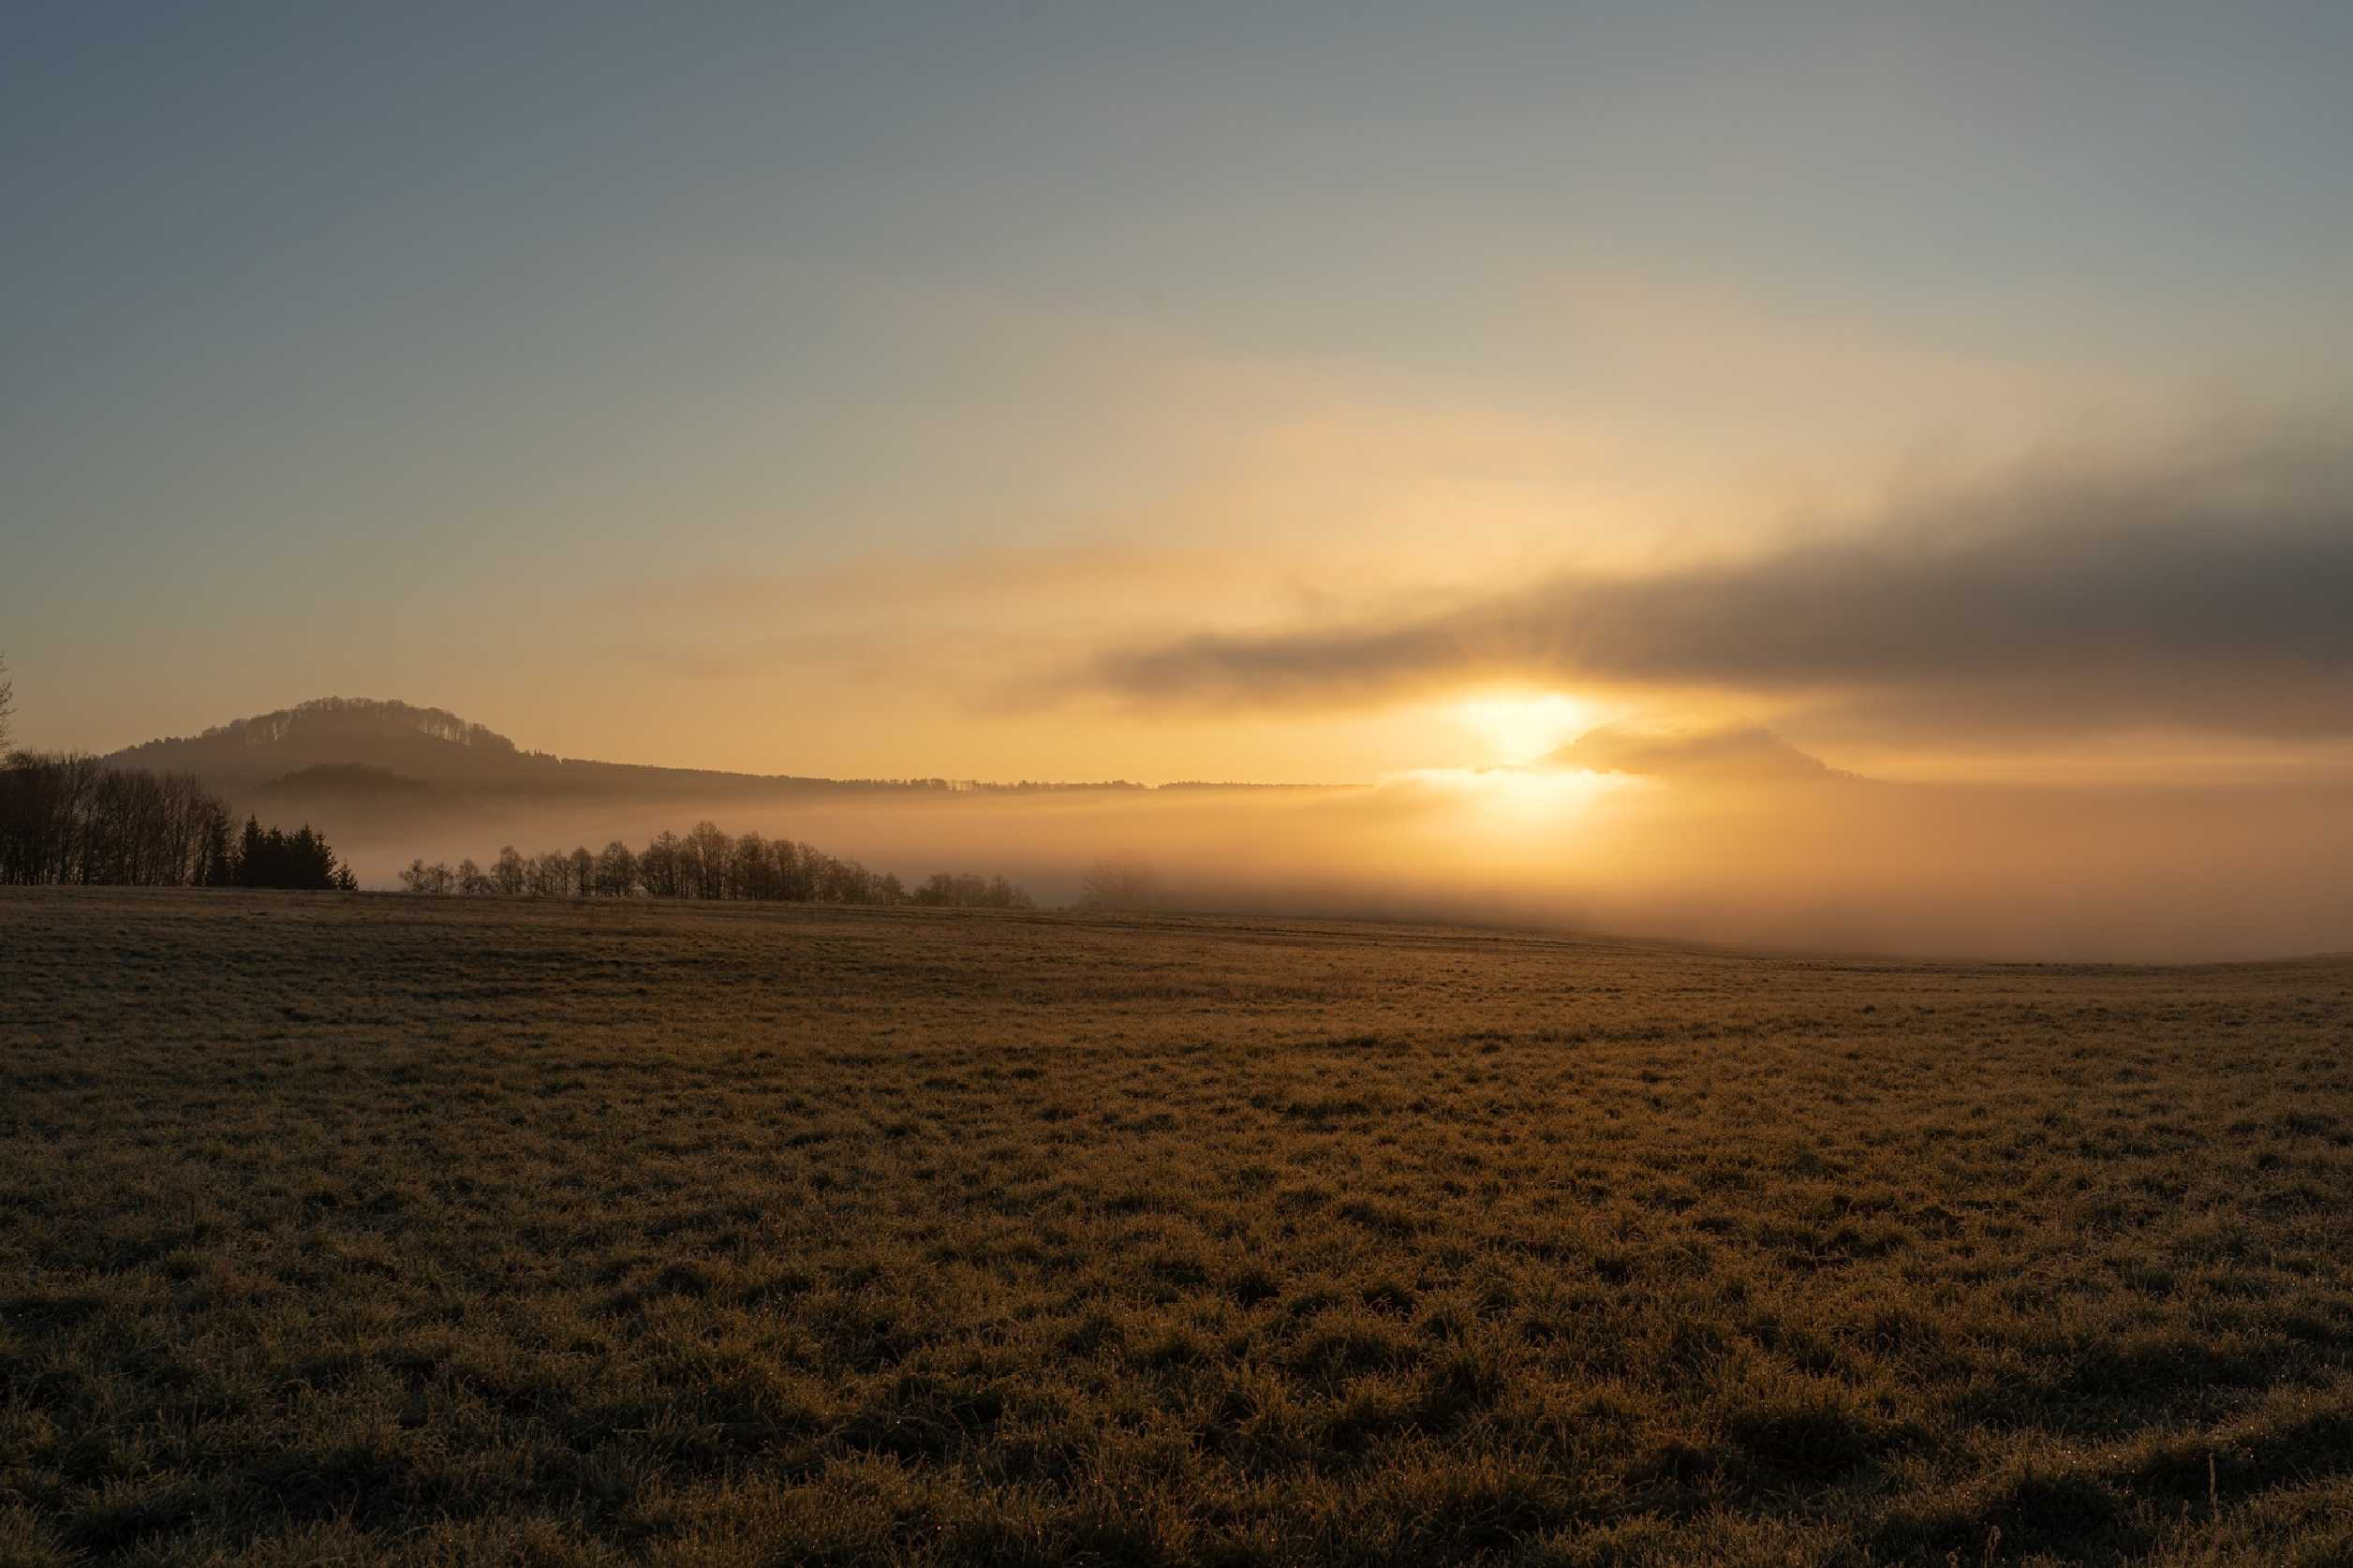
393, 817, 1030, 915
640, 831, 684, 897
685, 821, 732, 899
0, 652, 12, 752
730, 829, 771, 899
912, 870, 1033, 909
2, 752, 241, 888
1079, 856, 1162, 910
770, 837, 810, 900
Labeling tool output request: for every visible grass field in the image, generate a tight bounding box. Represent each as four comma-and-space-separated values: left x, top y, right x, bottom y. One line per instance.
4, 890, 2353, 1565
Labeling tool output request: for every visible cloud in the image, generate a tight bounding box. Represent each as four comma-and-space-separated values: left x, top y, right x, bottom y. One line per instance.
602, 543, 1246, 620
1088, 440, 2353, 740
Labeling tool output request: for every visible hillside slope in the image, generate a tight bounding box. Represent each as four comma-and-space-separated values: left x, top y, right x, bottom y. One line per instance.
108, 697, 955, 806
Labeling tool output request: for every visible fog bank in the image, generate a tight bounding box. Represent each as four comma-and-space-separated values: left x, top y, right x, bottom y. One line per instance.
317, 765, 2353, 963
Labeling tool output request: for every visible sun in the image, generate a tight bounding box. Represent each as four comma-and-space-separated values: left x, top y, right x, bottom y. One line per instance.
1455, 690, 1598, 765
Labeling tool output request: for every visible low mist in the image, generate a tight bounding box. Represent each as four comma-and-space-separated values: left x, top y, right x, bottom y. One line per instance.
326, 767, 2353, 964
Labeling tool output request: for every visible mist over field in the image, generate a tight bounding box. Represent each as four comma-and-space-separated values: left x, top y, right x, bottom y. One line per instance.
310, 762, 2353, 963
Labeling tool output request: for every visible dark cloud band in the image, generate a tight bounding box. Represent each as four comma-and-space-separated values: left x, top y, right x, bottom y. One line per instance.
1090, 444, 2353, 738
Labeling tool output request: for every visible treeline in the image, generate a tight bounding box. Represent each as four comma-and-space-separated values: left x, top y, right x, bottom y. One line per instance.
229, 819, 356, 892
0, 752, 354, 889
160, 696, 518, 753
400, 821, 1032, 909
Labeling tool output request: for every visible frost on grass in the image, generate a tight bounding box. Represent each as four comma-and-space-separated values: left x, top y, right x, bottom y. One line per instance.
3, 890, 2351, 1565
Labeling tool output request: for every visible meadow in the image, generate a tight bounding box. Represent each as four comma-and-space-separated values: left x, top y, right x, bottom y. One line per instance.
3, 890, 2351, 1566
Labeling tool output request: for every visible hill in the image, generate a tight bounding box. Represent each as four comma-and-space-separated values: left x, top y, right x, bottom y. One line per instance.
106, 697, 1206, 806
97, 698, 1247, 893
91, 698, 1321, 893
107, 697, 973, 809
111, 698, 525, 794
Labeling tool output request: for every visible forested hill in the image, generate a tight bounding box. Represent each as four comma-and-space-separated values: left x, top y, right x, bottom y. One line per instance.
111, 700, 526, 794
103, 697, 1194, 806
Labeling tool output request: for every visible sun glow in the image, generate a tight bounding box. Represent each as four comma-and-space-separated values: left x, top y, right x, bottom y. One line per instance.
1386, 764, 1637, 833
1456, 691, 1600, 765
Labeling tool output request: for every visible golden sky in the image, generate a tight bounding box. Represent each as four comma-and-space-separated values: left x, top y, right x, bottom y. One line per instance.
8, 6, 2353, 802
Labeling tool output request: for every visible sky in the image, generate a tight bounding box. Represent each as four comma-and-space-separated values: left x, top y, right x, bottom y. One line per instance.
7, 1, 2353, 790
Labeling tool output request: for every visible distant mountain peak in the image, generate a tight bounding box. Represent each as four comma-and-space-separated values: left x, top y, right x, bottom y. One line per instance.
184, 697, 517, 752
109, 697, 540, 797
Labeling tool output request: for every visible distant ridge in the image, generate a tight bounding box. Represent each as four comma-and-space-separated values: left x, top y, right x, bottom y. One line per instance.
175, 697, 518, 753
106, 697, 1316, 806
110, 696, 982, 803
111, 697, 549, 798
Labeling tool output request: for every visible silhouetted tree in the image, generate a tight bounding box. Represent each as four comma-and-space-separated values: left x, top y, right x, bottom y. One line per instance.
196, 806, 235, 887
0, 652, 12, 752
595, 840, 635, 897
0, 753, 244, 888
398, 819, 1029, 912
726, 830, 770, 899
640, 831, 684, 897
770, 837, 811, 900
1079, 856, 1162, 910
231, 818, 349, 889
685, 821, 731, 899
912, 871, 1035, 910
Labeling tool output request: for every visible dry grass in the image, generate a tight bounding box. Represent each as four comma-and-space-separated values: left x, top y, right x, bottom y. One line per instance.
4, 889, 2353, 1566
